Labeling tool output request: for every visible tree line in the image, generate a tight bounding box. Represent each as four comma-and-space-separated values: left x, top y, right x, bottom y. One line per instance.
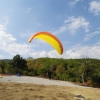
0, 54, 100, 87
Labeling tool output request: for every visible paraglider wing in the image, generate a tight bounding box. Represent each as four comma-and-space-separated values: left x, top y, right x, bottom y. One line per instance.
28, 32, 63, 55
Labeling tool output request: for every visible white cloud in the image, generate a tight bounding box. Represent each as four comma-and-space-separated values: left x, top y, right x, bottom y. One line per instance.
65, 16, 89, 34
64, 50, 82, 58
48, 50, 63, 58
53, 26, 67, 34
0, 24, 6, 30
88, 46, 100, 58
63, 45, 100, 59
54, 16, 89, 35
26, 43, 100, 59
89, 1, 100, 16
84, 30, 100, 41
0, 24, 33, 58
25, 45, 100, 59
69, 0, 82, 7
2, 43, 32, 56
0, 24, 16, 44
0, 55, 3, 59
29, 51, 48, 58
28, 44, 100, 59
38, 51, 48, 57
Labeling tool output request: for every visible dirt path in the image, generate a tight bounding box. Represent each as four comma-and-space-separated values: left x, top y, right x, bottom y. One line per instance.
0, 75, 88, 88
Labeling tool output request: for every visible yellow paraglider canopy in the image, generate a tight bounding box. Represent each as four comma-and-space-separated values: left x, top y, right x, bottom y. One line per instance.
28, 32, 63, 55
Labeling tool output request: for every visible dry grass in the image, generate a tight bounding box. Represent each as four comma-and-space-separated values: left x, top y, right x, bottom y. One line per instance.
0, 82, 100, 100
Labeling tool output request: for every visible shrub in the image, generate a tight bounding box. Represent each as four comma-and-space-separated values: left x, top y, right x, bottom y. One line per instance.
61, 74, 68, 81
91, 75, 100, 87
37, 67, 47, 77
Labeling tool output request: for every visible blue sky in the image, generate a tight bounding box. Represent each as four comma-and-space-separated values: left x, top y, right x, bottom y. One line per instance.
0, 0, 100, 59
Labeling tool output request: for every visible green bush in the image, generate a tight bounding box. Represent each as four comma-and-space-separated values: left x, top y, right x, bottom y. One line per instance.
37, 67, 46, 77
61, 74, 68, 81
22, 71, 28, 76
28, 69, 37, 76
69, 78, 77, 82
54, 74, 61, 80
91, 75, 100, 87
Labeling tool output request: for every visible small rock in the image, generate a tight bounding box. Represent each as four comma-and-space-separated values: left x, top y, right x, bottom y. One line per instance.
73, 94, 86, 100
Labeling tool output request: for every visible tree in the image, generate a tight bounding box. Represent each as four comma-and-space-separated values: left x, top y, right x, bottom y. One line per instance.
79, 58, 94, 83
10, 54, 28, 74
0, 60, 6, 74
37, 67, 47, 77
79, 62, 86, 83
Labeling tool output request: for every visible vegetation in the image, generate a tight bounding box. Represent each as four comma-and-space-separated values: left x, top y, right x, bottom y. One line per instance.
0, 54, 100, 87
0, 54, 28, 75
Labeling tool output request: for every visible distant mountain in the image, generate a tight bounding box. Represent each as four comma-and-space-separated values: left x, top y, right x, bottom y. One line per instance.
26, 57, 34, 60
